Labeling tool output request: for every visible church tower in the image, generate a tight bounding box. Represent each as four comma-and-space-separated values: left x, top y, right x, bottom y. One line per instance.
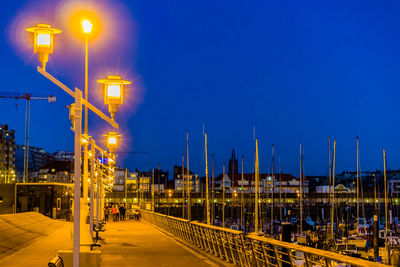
228, 149, 238, 178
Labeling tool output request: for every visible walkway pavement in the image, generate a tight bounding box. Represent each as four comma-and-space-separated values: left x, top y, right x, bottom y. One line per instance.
101, 220, 214, 267
0, 220, 72, 266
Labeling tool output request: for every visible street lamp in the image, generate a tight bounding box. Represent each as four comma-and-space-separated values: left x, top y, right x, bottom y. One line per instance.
105, 131, 120, 154
26, 24, 61, 70
97, 75, 130, 120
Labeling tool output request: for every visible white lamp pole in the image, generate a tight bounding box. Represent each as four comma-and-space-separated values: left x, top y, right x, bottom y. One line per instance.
73, 88, 82, 267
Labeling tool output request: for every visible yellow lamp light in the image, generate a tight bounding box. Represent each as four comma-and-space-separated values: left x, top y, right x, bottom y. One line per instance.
37, 33, 51, 47
104, 131, 120, 153
81, 134, 90, 145
97, 75, 131, 120
26, 24, 62, 70
108, 136, 117, 145
82, 19, 93, 34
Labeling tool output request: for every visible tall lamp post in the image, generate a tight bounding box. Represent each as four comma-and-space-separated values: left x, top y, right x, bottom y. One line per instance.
26, 23, 129, 267
82, 20, 92, 204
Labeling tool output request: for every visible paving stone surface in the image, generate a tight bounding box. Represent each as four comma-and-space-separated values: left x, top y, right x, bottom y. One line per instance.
0, 213, 72, 267
101, 220, 213, 267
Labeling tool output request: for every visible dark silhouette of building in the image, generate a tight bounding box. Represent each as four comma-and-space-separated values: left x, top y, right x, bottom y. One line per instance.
228, 149, 238, 182
0, 124, 15, 183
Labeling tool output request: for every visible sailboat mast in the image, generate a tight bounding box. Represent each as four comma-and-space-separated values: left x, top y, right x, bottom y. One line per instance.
271, 144, 274, 235
212, 154, 215, 225
279, 153, 282, 222
383, 149, 388, 238
357, 137, 359, 227
241, 156, 244, 228
329, 137, 331, 211
205, 133, 210, 225
152, 169, 155, 212
331, 140, 336, 237
182, 155, 185, 219
186, 131, 191, 221
222, 163, 225, 228
300, 143, 303, 235
255, 139, 259, 233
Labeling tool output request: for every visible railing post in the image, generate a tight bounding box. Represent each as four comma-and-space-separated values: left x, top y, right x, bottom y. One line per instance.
213, 230, 224, 259
225, 232, 235, 263
221, 231, 229, 261
232, 234, 242, 266
208, 228, 217, 255
249, 240, 259, 267
260, 243, 270, 266
272, 244, 282, 267
240, 234, 250, 267
304, 252, 311, 267
203, 227, 212, 253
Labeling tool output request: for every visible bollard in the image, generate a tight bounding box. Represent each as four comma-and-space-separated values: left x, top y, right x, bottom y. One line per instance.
281, 222, 292, 267
374, 214, 379, 262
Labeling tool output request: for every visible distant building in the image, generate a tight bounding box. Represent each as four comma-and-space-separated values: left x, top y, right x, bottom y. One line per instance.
0, 124, 15, 183
133, 168, 169, 194
112, 169, 139, 193
15, 145, 55, 182
228, 149, 238, 178
37, 160, 74, 183
173, 165, 200, 192
215, 172, 304, 193
53, 150, 74, 161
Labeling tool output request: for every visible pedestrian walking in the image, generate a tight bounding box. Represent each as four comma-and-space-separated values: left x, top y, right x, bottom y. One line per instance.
112, 205, 117, 221
116, 205, 120, 221
119, 204, 125, 221
104, 205, 109, 222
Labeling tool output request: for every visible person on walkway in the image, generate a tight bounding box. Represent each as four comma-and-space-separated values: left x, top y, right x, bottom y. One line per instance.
134, 209, 141, 221
104, 205, 110, 222
119, 204, 126, 221
112, 205, 117, 221
116, 205, 120, 221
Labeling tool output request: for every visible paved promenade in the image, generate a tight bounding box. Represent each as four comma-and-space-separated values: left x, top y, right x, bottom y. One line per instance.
101, 220, 214, 267
0, 220, 72, 266
0, 213, 217, 266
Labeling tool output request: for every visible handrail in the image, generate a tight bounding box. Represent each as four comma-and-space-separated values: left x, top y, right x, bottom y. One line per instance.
190, 221, 243, 235
247, 233, 386, 267
141, 210, 391, 267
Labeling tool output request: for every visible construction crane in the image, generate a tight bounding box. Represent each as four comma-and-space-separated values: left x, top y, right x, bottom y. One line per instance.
0, 92, 56, 182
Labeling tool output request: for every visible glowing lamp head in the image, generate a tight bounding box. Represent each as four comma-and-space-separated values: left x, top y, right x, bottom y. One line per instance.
107, 84, 121, 98
82, 20, 93, 34
81, 137, 88, 145
37, 33, 51, 47
104, 131, 120, 153
107, 136, 117, 145
97, 75, 131, 120
81, 134, 90, 145
26, 24, 61, 70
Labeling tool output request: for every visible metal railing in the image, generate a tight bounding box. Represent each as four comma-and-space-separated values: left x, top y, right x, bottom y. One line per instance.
141, 210, 390, 267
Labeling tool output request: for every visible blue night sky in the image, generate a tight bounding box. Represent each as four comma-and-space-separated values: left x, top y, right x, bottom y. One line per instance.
1, 0, 400, 177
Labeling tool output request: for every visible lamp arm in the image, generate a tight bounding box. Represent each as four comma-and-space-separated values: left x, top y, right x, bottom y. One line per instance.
37, 66, 119, 129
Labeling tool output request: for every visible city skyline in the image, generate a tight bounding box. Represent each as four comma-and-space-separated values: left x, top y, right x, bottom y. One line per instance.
1, 0, 400, 177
